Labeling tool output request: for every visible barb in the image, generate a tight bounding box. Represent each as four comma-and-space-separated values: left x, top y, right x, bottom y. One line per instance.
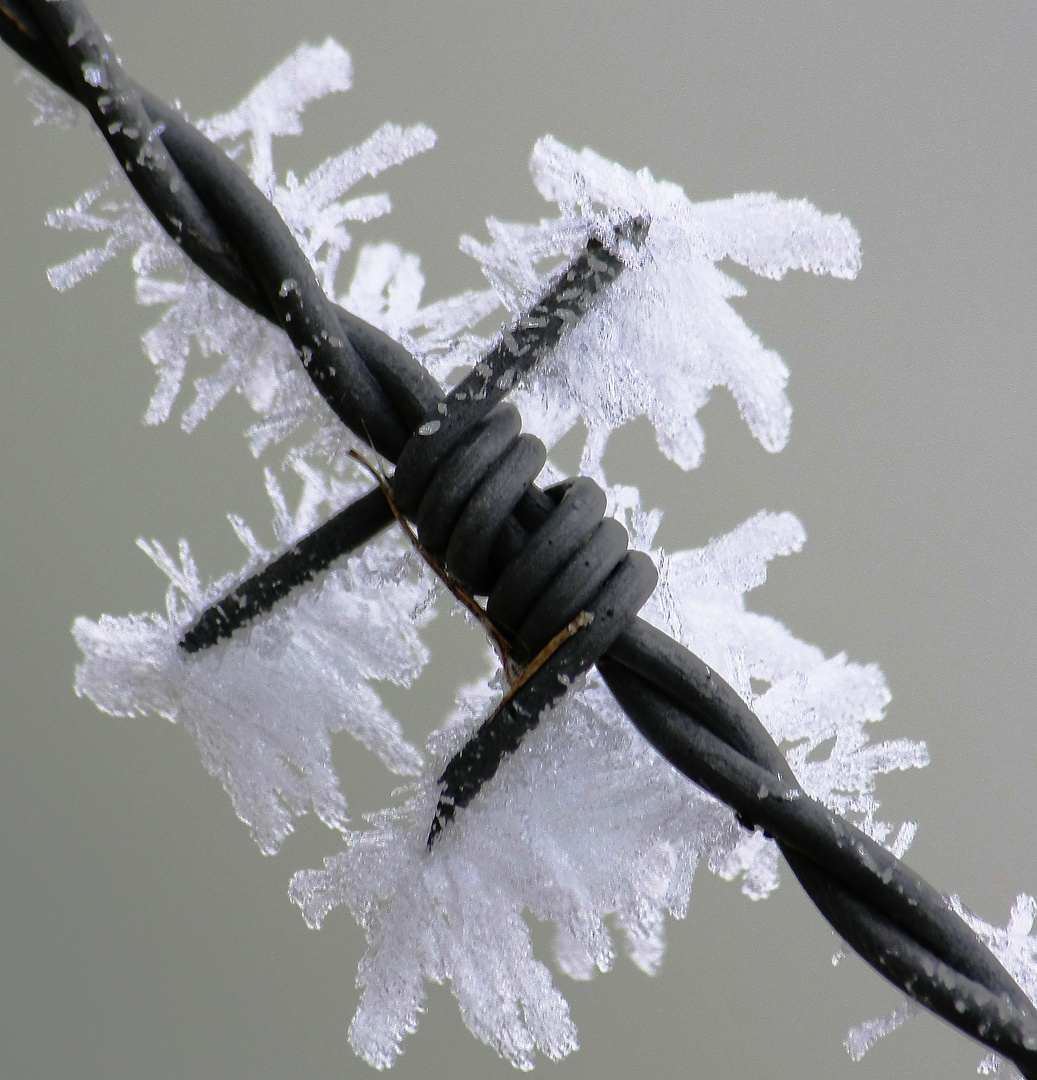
179, 487, 394, 652
427, 610, 593, 849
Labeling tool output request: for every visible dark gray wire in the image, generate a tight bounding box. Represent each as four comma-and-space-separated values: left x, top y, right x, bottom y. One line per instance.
5, 2, 1037, 1073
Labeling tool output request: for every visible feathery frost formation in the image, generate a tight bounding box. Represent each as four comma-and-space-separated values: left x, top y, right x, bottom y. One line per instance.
55, 40, 444, 853
74, 512, 434, 854
842, 894, 1037, 1075
452, 135, 861, 479
31, 38, 1021, 1072
290, 508, 928, 1068
44, 40, 447, 451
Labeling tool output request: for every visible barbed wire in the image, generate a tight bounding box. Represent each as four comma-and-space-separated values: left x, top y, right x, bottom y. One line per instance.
3, 0, 1036, 1073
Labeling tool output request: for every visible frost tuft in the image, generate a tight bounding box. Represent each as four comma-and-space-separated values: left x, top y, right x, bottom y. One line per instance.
951, 893, 1037, 1009
44, 41, 441, 446
291, 511, 926, 1064
844, 1001, 919, 1061
844, 895, 1037, 1067
460, 135, 862, 479
74, 472, 435, 854
19, 68, 81, 129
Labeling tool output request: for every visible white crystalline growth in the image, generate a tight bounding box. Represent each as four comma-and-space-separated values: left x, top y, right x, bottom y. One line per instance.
196, 39, 356, 201
949, 893, 1037, 1016
844, 894, 1037, 1072
74, 460, 435, 855
955, 894, 1037, 1077
20, 68, 80, 130
44, 40, 452, 451
197, 41, 436, 303
844, 1001, 920, 1062
290, 509, 928, 1068
44, 35, 497, 855
454, 135, 861, 478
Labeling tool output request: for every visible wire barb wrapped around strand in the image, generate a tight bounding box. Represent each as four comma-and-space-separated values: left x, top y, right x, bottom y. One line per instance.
4, 1, 1037, 1074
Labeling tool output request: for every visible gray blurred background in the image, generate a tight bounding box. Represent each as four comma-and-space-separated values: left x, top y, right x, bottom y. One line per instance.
2, 2, 1036, 1078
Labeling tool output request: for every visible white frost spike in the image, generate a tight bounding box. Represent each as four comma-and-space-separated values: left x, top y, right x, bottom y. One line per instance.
139, 261, 302, 429
844, 1001, 919, 1061
74, 522, 433, 854
340, 242, 499, 371
199, 39, 353, 197
950, 893, 1037, 1011
274, 122, 437, 298
291, 512, 925, 1065
45, 41, 442, 446
19, 68, 80, 130
465, 135, 861, 477
888, 819, 918, 859
46, 173, 162, 292
840, 874, 1036, 1067
978, 1053, 1025, 1078
648, 512, 927, 847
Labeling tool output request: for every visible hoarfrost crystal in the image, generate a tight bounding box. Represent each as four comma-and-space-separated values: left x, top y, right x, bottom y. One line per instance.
57, 40, 445, 852
458, 135, 862, 478
290, 509, 927, 1068
844, 1001, 920, 1062
38, 35, 943, 1071
845, 894, 1037, 1072
73, 483, 435, 854
46, 40, 439, 448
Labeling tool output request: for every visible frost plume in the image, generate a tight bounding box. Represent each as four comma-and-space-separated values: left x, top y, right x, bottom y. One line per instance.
46, 172, 165, 292
844, 1001, 919, 1061
457, 135, 861, 478
949, 893, 1037, 1008
290, 510, 926, 1066
74, 460, 435, 854
19, 68, 80, 130
844, 894, 1037, 1071
954, 893, 1037, 1077
45, 40, 444, 448
198, 39, 355, 199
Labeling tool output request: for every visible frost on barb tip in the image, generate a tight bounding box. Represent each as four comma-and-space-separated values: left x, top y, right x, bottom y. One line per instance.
73, 462, 435, 854
290, 507, 927, 1068
456, 135, 862, 481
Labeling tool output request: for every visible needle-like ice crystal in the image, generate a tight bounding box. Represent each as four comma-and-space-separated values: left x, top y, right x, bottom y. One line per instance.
290, 506, 927, 1068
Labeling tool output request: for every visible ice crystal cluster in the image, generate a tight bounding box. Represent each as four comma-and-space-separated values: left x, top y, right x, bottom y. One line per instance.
28, 38, 1036, 1072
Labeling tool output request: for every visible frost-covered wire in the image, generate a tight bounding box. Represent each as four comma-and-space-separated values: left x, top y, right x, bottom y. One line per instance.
4, 0, 1037, 1075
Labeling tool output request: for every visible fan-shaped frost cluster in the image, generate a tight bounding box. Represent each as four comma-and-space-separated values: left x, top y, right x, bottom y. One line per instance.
25, 39, 1034, 1073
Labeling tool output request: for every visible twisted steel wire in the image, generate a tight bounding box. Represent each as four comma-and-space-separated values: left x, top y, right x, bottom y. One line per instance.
4, 1, 1037, 1071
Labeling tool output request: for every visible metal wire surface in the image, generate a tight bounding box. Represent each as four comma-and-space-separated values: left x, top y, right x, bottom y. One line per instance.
3, 0, 1036, 1073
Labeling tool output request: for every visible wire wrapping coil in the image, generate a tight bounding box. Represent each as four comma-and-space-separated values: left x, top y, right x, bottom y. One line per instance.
5, 1, 1037, 1073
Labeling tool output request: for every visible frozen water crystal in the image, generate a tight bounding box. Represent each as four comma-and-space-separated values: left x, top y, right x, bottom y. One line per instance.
48, 40, 462, 853
290, 507, 927, 1067
46, 41, 439, 445
844, 1001, 919, 1062
843, 894, 1037, 1067
73, 471, 435, 854
951, 893, 1037, 1012
461, 135, 861, 478
19, 68, 80, 130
